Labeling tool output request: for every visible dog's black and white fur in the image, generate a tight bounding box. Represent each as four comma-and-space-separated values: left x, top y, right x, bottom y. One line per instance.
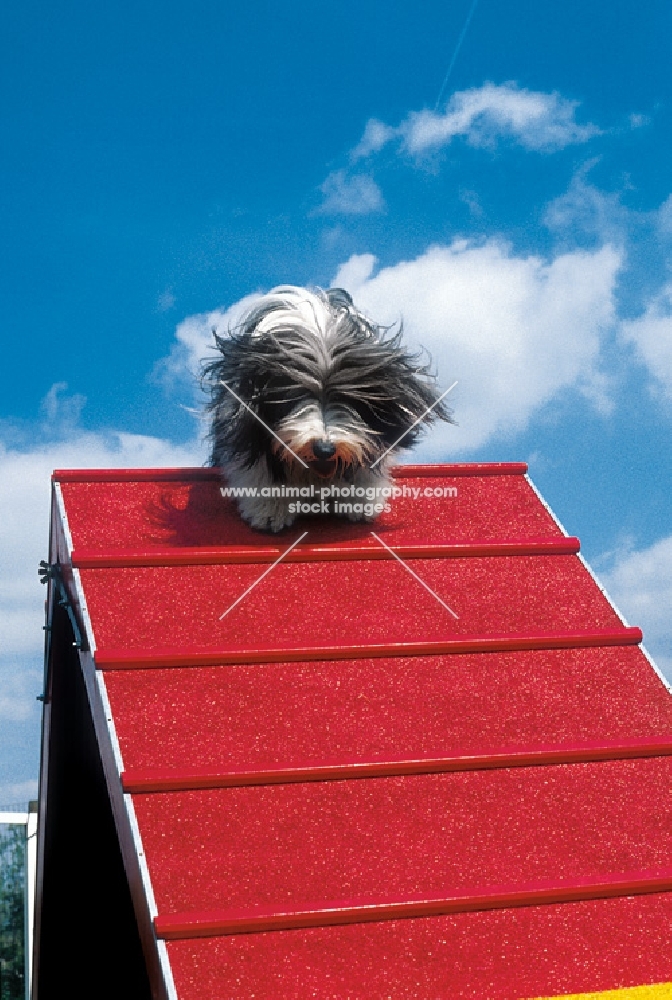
203, 285, 451, 531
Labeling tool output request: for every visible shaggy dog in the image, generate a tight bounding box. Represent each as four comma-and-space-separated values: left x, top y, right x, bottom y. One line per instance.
203, 285, 451, 532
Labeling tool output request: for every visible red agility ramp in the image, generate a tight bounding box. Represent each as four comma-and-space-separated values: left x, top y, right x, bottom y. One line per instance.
34, 464, 672, 999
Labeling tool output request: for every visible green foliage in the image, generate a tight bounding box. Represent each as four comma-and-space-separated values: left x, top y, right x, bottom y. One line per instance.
0, 825, 25, 1000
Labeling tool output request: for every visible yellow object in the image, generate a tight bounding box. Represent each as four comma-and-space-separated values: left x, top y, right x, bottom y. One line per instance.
527, 985, 672, 1000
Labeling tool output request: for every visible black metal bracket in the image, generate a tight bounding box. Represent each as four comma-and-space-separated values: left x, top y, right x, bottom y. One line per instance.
38, 560, 85, 651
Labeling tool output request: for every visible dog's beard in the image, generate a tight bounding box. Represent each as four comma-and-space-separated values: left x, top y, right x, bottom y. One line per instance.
270, 402, 381, 479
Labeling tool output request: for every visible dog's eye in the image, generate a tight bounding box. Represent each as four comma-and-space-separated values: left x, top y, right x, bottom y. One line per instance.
334, 395, 378, 420
266, 398, 297, 420
343, 397, 410, 432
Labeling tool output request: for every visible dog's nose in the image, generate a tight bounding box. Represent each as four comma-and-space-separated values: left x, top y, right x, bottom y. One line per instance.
312, 439, 336, 460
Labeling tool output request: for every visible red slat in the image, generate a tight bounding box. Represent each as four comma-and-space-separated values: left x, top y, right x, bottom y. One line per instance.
154, 869, 672, 939
52, 462, 528, 484
53, 467, 221, 482
390, 463, 528, 477
121, 736, 672, 792
95, 626, 643, 669
121, 737, 672, 793
72, 537, 580, 569
164, 896, 672, 1000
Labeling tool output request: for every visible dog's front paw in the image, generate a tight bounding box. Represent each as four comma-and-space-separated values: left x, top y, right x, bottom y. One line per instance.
344, 507, 378, 523
238, 496, 297, 533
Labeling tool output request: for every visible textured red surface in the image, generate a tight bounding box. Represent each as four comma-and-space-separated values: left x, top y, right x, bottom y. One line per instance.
95, 628, 642, 670
165, 894, 672, 1000
133, 759, 672, 913
121, 739, 672, 793
82, 556, 624, 655
53, 464, 672, 998
59, 470, 561, 552
105, 647, 672, 772
53, 462, 528, 481
71, 537, 581, 569
154, 871, 672, 939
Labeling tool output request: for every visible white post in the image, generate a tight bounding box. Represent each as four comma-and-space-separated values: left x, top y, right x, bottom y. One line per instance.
0, 808, 36, 1000
25, 803, 38, 1000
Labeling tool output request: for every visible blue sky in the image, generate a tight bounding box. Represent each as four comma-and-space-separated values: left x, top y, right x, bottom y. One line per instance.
2, 0, 672, 803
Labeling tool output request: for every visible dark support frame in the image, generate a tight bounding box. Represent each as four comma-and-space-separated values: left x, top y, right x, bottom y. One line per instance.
33, 598, 152, 1000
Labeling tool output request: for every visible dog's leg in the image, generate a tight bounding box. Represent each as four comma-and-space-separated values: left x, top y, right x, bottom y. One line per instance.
223, 459, 298, 533
339, 462, 394, 523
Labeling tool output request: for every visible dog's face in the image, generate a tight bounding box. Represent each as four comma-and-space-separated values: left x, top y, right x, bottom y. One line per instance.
204, 286, 450, 479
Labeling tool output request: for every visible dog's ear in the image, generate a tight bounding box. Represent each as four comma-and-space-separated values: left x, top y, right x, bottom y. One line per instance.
326, 287, 354, 311
376, 353, 454, 449
203, 330, 273, 467
328, 324, 453, 450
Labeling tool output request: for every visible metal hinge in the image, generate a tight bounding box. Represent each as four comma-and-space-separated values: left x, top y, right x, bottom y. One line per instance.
38, 560, 84, 651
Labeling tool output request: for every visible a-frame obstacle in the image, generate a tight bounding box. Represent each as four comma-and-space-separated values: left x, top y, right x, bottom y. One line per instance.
34, 463, 672, 999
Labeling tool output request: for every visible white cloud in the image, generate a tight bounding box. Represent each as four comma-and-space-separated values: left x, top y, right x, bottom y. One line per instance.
459, 188, 484, 219
628, 112, 650, 130
0, 779, 38, 809
0, 664, 41, 723
331, 253, 377, 292
543, 168, 626, 243
351, 118, 396, 160
601, 535, 672, 681
331, 240, 621, 454
0, 387, 204, 724
620, 283, 672, 400
657, 194, 672, 236
157, 287, 176, 312
318, 84, 599, 221
153, 292, 262, 391
350, 83, 599, 163
316, 170, 384, 216
402, 83, 599, 155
